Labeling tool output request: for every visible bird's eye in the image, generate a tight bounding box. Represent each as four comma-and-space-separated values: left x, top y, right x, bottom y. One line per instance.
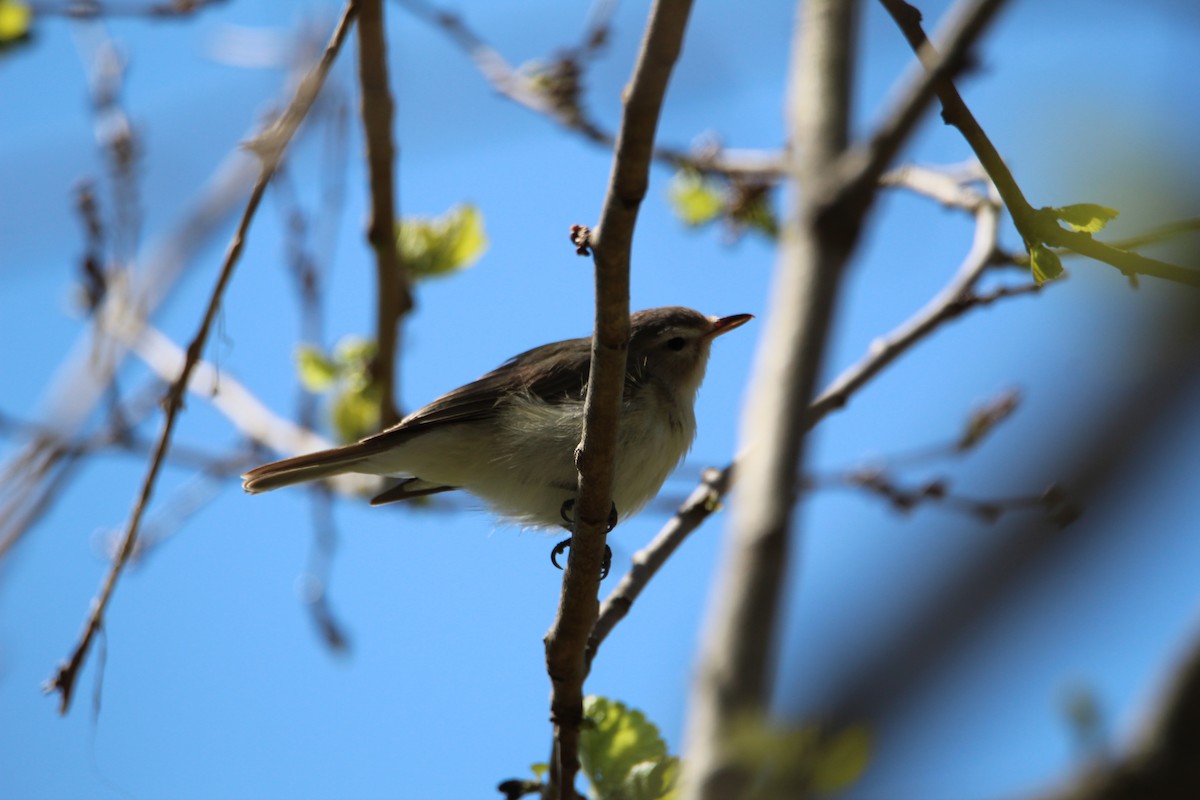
666, 337, 686, 351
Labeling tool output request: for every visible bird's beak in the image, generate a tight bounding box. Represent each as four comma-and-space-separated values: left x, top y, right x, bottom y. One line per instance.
707, 313, 754, 339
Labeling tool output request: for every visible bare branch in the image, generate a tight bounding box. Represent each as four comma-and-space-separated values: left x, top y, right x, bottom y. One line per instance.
679, 2, 1006, 794
679, 2, 861, 794
584, 176, 1047, 681
30, 0, 226, 19
357, 0, 411, 427
542, 1, 696, 796
44, 0, 361, 715
584, 467, 730, 670
880, 161, 989, 211
125, 325, 379, 497
835, 0, 1009, 207
807, 191, 1002, 422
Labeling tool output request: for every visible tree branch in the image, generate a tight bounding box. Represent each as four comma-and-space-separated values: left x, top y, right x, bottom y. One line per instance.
878, 0, 1200, 287
43, 0, 360, 715
541, 1, 695, 797
584, 173, 1047, 685
1036, 623, 1200, 800
679, 2, 860, 793
357, 0, 411, 427
807, 188, 1001, 421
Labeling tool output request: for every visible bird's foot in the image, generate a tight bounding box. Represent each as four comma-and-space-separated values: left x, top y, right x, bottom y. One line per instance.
558, 499, 618, 533
552, 499, 617, 579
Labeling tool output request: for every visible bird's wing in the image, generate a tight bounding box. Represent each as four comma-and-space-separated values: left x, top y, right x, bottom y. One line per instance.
358, 336, 592, 450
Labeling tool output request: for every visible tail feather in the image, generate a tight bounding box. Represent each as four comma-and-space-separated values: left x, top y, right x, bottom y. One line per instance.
242, 443, 374, 493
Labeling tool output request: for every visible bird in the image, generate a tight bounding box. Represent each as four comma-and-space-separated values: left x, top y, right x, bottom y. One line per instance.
242, 306, 751, 531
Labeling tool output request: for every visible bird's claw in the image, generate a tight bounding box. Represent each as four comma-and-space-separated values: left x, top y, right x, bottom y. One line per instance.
553, 499, 617, 580
550, 537, 612, 580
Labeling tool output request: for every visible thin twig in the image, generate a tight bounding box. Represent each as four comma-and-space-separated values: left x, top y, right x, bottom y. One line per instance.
878, 0, 1200, 287
880, 162, 988, 211
31, 0, 227, 18
807, 193, 1001, 421
395, 0, 779, 180
357, 0, 411, 428
125, 325, 378, 497
43, 1, 361, 715
584, 179, 1032, 671
0, 124, 260, 569
832, 0, 1009, 211
542, 1, 696, 796
584, 467, 729, 670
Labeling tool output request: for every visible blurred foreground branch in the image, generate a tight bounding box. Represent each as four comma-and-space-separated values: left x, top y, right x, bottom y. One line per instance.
680, 1, 1006, 795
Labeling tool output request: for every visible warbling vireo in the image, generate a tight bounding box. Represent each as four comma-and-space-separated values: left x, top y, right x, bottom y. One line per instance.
242, 306, 751, 530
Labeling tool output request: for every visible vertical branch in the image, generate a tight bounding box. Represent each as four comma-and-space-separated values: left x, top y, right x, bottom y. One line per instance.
679, 2, 860, 797
357, 0, 411, 428
542, 1, 696, 796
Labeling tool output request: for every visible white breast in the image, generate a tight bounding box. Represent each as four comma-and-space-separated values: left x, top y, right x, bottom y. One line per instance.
361, 388, 697, 529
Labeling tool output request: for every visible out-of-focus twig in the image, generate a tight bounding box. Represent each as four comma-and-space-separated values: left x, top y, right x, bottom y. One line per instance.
44, 1, 361, 715
31, 0, 226, 18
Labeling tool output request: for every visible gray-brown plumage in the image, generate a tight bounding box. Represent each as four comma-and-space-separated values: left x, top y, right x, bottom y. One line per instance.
242, 307, 751, 527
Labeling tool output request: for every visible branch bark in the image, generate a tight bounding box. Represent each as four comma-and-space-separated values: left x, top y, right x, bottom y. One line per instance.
542, 1, 695, 797
678, 2, 860, 795
356, 0, 412, 427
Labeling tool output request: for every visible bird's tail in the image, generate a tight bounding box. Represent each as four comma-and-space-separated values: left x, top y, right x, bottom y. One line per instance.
242, 443, 375, 493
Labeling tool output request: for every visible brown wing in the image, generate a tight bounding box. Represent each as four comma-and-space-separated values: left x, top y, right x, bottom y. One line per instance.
358, 335, 593, 449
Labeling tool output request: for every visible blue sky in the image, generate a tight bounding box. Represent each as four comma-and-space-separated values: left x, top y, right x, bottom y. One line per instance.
2, 1, 1199, 798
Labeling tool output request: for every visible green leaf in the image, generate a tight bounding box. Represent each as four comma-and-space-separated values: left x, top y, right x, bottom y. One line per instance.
1052, 203, 1119, 233
736, 194, 779, 239
725, 716, 870, 798
580, 696, 678, 800
530, 763, 550, 780
810, 726, 871, 794
1029, 243, 1064, 285
667, 170, 724, 227
333, 336, 377, 373
331, 383, 380, 443
398, 203, 488, 280
295, 345, 339, 392
0, 1, 31, 43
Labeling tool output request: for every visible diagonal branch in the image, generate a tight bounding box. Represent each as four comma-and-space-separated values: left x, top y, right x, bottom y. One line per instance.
43, 0, 361, 715
833, 0, 1008, 209
542, 1, 696, 796
878, 0, 1200, 287
585, 179, 1032, 672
